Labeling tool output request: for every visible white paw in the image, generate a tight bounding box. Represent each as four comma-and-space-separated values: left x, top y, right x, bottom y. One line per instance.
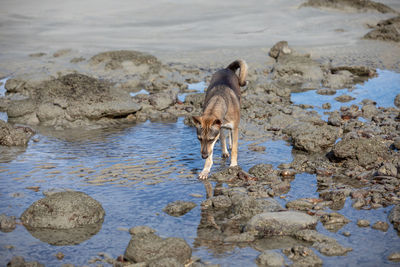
199, 170, 210, 180
230, 162, 237, 167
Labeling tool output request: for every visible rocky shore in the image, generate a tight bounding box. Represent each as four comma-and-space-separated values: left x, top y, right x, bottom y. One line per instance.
1, 0, 400, 266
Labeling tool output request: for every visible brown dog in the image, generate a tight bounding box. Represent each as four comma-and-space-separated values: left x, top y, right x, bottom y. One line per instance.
192, 59, 248, 179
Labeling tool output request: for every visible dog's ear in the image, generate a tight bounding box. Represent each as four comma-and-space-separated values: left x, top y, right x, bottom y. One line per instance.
192, 116, 202, 127
213, 119, 222, 128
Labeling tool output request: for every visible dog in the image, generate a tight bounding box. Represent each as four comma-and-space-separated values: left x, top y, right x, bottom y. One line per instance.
192, 59, 248, 179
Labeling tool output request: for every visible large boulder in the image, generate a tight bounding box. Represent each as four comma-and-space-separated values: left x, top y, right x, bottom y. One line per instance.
364, 16, 400, 42
21, 191, 105, 229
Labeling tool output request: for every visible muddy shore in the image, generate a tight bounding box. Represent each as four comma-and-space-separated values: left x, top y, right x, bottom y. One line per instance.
1, 0, 400, 266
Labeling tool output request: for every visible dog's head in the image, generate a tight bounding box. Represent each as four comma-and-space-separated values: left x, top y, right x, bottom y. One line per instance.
192, 115, 221, 159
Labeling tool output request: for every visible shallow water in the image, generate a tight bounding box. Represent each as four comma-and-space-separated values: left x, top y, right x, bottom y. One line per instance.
291, 69, 400, 120
1, 72, 400, 266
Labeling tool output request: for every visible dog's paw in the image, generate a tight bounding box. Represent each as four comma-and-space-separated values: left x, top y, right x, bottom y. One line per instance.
199, 170, 209, 180
222, 152, 230, 158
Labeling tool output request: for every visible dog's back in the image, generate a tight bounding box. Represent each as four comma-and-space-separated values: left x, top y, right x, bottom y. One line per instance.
203, 60, 247, 112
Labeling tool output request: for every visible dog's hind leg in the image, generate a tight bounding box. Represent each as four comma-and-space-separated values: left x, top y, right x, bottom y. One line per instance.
220, 129, 230, 158
230, 127, 239, 167
228, 129, 232, 149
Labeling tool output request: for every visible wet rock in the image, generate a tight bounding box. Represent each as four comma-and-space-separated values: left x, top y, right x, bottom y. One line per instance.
283, 123, 341, 153
0, 214, 16, 232
270, 53, 324, 90
301, 0, 396, 13
256, 250, 285, 267
319, 212, 350, 232
269, 41, 292, 60
124, 227, 191, 265
7, 73, 142, 128
282, 246, 322, 267
89, 50, 161, 72
362, 103, 379, 119
294, 229, 352, 256
388, 205, 400, 232
334, 94, 355, 103
248, 164, 274, 179
376, 162, 398, 177
163, 201, 196, 217
129, 226, 157, 236
21, 191, 105, 229
388, 252, 400, 262
248, 144, 266, 152
322, 103, 331, 110
149, 90, 177, 111
319, 190, 346, 210
395, 94, 400, 108
371, 221, 389, 232
286, 199, 315, 211
7, 256, 44, 267
364, 16, 400, 42
0, 120, 34, 146
332, 136, 388, 168
317, 88, 336, 95
357, 219, 370, 227
322, 70, 354, 89
244, 211, 317, 237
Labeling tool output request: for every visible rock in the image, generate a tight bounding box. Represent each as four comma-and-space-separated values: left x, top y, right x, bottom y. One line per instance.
322, 70, 354, 89
269, 41, 292, 60
319, 212, 350, 232
124, 228, 191, 265
332, 137, 388, 168
364, 16, 400, 42
395, 94, 400, 108
388, 205, 400, 232
357, 219, 370, 227
21, 191, 105, 229
256, 251, 285, 267
388, 252, 400, 262
371, 221, 389, 232
301, 0, 396, 13
89, 50, 161, 72
129, 226, 156, 236
319, 190, 346, 210
270, 53, 324, 90
283, 123, 342, 153
244, 211, 318, 237
286, 199, 315, 211
7, 73, 142, 128
282, 246, 322, 267
0, 120, 34, 146
294, 229, 352, 256
163, 201, 196, 217
334, 94, 355, 103
317, 88, 336, 95
322, 103, 331, 109
149, 91, 176, 111
248, 144, 266, 152
0, 214, 16, 232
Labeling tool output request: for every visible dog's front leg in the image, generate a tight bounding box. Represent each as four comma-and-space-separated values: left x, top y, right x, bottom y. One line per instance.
220, 129, 229, 158
230, 127, 239, 167
199, 151, 213, 179
199, 139, 217, 180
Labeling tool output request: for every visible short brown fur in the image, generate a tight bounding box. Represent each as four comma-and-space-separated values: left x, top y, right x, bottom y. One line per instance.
193, 59, 247, 179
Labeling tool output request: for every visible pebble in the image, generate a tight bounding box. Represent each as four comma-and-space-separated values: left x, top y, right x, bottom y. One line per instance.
342, 231, 351, 237
357, 219, 370, 227
388, 252, 400, 262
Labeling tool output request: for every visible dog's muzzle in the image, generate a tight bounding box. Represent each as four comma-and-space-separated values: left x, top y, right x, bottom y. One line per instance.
201, 153, 209, 159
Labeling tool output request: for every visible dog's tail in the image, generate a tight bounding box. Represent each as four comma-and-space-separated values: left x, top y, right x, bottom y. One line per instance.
226, 59, 248, 87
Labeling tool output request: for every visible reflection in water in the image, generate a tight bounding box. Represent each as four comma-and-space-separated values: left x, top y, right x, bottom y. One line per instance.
24, 222, 103, 246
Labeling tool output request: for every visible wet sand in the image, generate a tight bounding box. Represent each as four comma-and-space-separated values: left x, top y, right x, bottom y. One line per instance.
1, 0, 400, 76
